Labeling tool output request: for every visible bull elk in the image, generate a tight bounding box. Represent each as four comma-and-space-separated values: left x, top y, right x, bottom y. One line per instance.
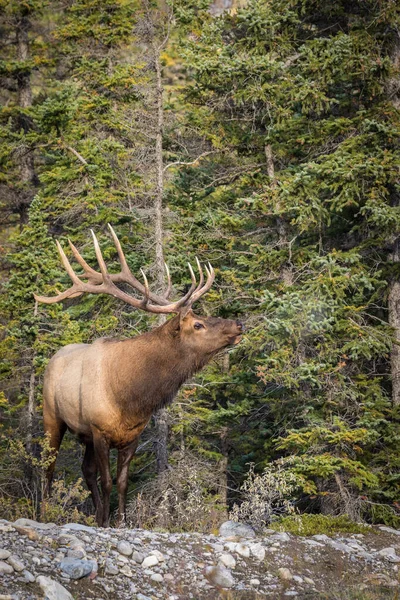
34, 225, 243, 526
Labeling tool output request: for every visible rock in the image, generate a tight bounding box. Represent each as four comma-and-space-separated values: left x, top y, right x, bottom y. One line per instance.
7, 556, 24, 572
205, 565, 235, 588
61, 523, 95, 533
151, 573, 164, 582
137, 594, 152, 600
23, 570, 35, 583
164, 573, 174, 581
219, 521, 256, 539
219, 553, 236, 568
278, 567, 293, 581
59, 557, 93, 579
120, 565, 132, 577
117, 540, 133, 556
13, 526, 40, 541
37, 575, 74, 600
250, 578, 260, 586
235, 543, 250, 558
304, 577, 315, 586
132, 551, 144, 564
270, 532, 291, 543
379, 526, 400, 536
142, 555, 159, 568
0, 561, 14, 575
0, 551, 11, 560
377, 547, 400, 562
104, 560, 119, 575
67, 548, 86, 559
250, 543, 265, 561
150, 549, 165, 561
13, 518, 55, 530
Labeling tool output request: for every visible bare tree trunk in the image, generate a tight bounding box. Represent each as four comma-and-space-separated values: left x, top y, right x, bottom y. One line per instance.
386, 33, 400, 405
151, 28, 169, 473
16, 14, 37, 227
389, 240, 400, 406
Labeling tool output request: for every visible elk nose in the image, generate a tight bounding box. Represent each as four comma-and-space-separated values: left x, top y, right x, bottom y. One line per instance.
236, 320, 244, 331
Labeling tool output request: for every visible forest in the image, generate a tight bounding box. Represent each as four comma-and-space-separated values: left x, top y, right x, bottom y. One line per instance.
0, 0, 399, 533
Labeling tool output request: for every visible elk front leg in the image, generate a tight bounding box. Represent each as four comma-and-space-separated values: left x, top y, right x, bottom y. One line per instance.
92, 429, 112, 527
116, 439, 138, 527
41, 418, 66, 510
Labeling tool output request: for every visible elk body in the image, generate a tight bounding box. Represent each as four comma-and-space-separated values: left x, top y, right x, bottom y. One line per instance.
35, 226, 243, 526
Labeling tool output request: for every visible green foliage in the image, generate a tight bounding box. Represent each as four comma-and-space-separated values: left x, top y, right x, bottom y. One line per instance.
275, 514, 373, 537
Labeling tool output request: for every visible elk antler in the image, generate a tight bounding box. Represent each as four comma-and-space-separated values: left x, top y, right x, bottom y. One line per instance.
34, 226, 215, 314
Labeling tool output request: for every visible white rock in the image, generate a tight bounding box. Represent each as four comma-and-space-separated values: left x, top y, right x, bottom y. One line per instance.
0, 561, 14, 574
235, 543, 250, 558
293, 575, 304, 583
379, 526, 400, 536
224, 542, 237, 552
150, 549, 165, 561
61, 523, 95, 533
0, 550, 11, 560
7, 555, 25, 572
219, 521, 256, 539
151, 573, 164, 582
37, 575, 74, 600
278, 567, 293, 580
13, 518, 55, 530
219, 553, 236, 568
120, 565, 132, 577
205, 565, 235, 588
270, 532, 291, 543
250, 543, 265, 561
250, 578, 260, 586
304, 577, 315, 585
377, 547, 400, 562
23, 570, 36, 583
142, 555, 159, 568
117, 541, 133, 556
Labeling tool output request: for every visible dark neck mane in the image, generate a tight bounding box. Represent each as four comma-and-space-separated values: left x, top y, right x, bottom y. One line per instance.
109, 316, 212, 419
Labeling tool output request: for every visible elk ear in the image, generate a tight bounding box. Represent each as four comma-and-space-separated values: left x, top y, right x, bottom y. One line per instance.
179, 306, 193, 322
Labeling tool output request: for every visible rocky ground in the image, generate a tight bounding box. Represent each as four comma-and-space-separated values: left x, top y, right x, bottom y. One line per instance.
0, 518, 399, 599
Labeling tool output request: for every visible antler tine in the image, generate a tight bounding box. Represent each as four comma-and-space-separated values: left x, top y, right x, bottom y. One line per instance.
33, 240, 85, 304
56, 241, 82, 285
68, 239, 99, 283
185, 261, 215, 307
108, 223, 129, 272
140, 269, 150, 306
90, 230, 111, 282
164, 262, 172, 299
194, 257, 204, 293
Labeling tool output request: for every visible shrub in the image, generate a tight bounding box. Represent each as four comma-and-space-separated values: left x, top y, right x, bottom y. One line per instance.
229, 461, 303, 532
126, 452, 227, 532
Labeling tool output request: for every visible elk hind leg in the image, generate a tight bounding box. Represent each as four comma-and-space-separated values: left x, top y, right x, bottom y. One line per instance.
82, 442, 102, 519
116, 440, 138, 527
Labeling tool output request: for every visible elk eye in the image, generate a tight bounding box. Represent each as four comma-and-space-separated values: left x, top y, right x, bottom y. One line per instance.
194, 322, 204, 330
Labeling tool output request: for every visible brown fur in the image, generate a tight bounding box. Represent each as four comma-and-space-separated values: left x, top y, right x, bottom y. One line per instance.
43, 310, 243, 526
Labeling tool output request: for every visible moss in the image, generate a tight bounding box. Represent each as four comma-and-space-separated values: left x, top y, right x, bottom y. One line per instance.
275, 514, 373, 536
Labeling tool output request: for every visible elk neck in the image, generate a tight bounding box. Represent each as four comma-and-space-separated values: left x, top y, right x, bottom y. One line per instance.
104, 315, 211, 419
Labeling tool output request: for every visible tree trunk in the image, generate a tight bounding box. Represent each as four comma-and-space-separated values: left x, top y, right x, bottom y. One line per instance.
387, 32, 400, 405
16, 14, 37, 226
389, 240, 400, 406
152, 29, 170, 473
